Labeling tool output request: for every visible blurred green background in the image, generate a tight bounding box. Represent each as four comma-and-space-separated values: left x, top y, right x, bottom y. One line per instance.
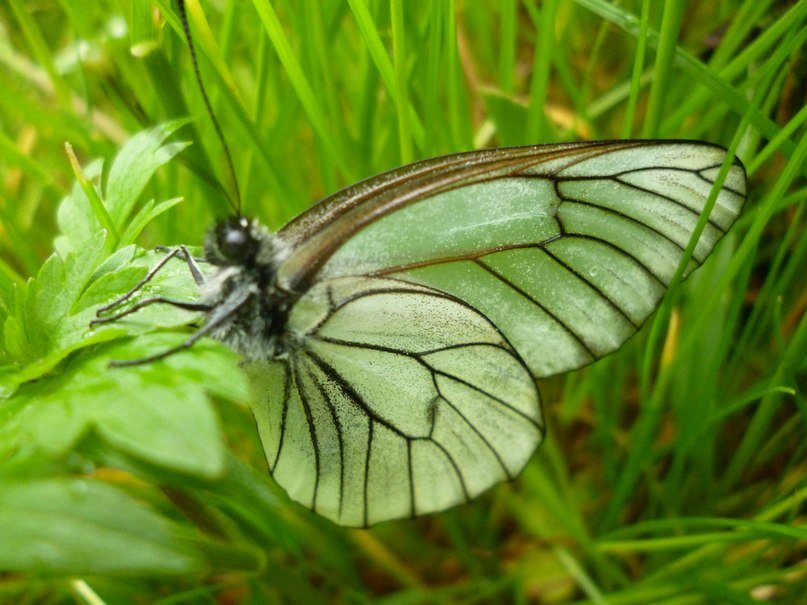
0, 1, 805, 603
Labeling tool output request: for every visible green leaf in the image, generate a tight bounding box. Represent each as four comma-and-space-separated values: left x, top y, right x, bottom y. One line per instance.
105, 120, 191, 228
79, 246, 205, 333
2, 211, 245, 474
38, 231, 108, 332
65, 142, 120, 249
1, 239, 207, 395
482, 90, 530, 147
1, 232, 110, 387
0, 334, 247, 477
120, 196, 184, 246
0, 476, 204, 575
54, 159, 105, 257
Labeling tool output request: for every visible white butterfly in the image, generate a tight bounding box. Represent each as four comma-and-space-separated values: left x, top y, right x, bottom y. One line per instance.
98, 139, 745, 527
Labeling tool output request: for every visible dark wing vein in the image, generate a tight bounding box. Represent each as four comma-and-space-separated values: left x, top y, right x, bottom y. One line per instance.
291, 357, 321, 509
539, 246, 640, 329
563, 234, 666, 288
474, 258, 597, 360
362, 242, 549, 278
521, 170, 726, 236
309, 335, 541, 428
310, 333, 512, 359
558, 197, 691, 259
271, 361, 292, 472
431, 373, 512, 479
305, 350, 410, 439
613, 175, 726, 235
431, 366, 542, 428
331, 286, 458, 314
417, 437, 471, 503
304, 361, 346, 520
695, 164, 745, 197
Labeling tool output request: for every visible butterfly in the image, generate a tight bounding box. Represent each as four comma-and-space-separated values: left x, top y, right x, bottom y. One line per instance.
93, 2, 746, 528
96, 138, 746, 527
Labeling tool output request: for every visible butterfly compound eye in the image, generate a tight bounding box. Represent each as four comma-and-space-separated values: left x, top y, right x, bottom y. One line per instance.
213, 218, 256, 265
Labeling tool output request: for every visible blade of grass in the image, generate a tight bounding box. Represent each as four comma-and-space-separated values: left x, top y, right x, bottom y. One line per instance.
603, 98, 757, 528
620, 0, 649, 138
347, 0, 425, 152
498, 0, 517, 94
664, 0, 807, 135
390, 0, 412, 164
444, 0, 471, 150
706, 0, 775, 70
250, 0, 354, 181
575, 0, 801, 157
525, 0, 557, 142
8, 0, 71, 105
722, 308, 807, 488
641, 0, 685, 138
642, 486, 807, 583
299, 0, 340, 195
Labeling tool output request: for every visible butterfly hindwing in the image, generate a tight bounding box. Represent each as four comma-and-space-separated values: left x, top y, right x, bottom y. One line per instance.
247, 277, 542, 527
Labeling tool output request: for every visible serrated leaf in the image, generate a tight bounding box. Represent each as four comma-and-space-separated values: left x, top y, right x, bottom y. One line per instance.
2, 237, 208, 394
0, 334, 248, 477
23, 252, 63, 361
4, 232, 108, 372
55, 159, 104, 257
81, 246, 208, 335
2, 123, 243, 477
121, 196, 184, 246
105, 120, 191, 227
0, 477, 204, 575
40, 232, 107, 330
3, 284, 28, 367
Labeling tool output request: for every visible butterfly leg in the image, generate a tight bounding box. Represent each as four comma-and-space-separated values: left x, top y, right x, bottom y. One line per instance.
107, 292, 253, 367
155, 245, 207, 285
95, 245, 204, 319
90, 297, 212, 328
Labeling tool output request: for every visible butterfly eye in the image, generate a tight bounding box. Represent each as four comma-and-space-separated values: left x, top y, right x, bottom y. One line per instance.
212, 219, 256, 265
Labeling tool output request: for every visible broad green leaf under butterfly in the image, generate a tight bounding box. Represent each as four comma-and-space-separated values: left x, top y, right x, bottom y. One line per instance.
243, 140, 746, 527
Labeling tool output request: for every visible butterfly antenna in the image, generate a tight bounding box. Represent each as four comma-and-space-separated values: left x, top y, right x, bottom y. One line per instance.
176, 0, 242, 216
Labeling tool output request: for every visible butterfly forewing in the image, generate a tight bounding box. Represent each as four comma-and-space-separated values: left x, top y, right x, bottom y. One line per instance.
275, 141, 745, 379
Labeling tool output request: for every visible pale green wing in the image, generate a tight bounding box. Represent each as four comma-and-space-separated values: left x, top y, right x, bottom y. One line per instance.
246, 277, 542, 527
257, 140, 745, 525
277, 140, 746, 378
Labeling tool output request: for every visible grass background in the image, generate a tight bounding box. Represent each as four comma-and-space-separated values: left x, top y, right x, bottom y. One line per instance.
0, 0, 805, 603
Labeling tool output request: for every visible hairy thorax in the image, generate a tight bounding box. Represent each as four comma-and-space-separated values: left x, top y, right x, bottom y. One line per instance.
200, 217, 294, 360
